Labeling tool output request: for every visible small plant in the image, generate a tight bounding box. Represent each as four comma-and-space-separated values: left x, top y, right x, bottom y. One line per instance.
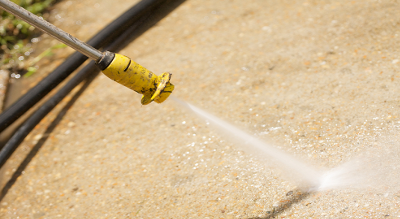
0, 0, 58, 76
0, 0, 55, 48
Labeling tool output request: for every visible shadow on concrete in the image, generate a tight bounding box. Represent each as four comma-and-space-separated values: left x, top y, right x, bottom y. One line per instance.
108, 0, 187, 52
0, 0, 186, 202
0, 69, 99, 202
248, 190, 311, 219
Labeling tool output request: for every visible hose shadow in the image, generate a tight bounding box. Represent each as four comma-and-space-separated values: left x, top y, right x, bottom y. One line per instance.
112, 0, 187, 51
0, 68, 100, 202
248, 190, 311, 219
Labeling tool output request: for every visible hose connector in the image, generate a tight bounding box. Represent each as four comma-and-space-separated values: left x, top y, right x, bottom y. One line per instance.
97, 52, 174, 105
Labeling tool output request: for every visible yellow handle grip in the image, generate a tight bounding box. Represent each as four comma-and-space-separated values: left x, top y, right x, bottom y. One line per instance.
101, 53, 174, 105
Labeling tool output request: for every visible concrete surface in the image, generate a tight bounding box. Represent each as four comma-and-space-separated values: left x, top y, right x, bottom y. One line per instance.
0, 70, 8, 112
2, 0, 400, 218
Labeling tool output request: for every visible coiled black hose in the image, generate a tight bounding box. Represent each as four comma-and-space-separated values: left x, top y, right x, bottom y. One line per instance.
0, 0, 166, 133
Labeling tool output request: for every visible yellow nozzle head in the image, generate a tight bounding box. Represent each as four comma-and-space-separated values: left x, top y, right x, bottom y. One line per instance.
141, 72, 174, 104
100, 53, 174, 105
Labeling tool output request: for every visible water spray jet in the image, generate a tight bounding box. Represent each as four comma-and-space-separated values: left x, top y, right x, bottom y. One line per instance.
171, 96, 324, 190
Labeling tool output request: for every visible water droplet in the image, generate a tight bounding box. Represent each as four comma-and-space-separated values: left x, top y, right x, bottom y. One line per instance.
31, 38, 39, 43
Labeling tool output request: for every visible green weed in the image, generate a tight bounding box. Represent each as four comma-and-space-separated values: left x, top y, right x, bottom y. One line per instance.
0, 0, 58, 76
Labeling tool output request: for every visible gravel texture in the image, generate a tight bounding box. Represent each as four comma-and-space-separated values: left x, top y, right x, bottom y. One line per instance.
2, 0, 400, 218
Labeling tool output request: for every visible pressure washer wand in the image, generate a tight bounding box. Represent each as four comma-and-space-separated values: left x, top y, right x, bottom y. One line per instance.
0, 0, 174, 105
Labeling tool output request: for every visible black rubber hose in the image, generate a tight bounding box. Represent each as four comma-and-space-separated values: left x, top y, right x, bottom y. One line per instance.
0, 0, 164, 168
0, 0, 166, 133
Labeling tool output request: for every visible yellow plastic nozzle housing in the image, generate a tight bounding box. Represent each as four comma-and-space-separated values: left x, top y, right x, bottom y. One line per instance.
101, 53, 174, 105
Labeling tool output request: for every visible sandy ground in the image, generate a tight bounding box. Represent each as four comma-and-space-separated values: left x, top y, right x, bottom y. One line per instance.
2, 0, 400, 218
0, 70, 8, 111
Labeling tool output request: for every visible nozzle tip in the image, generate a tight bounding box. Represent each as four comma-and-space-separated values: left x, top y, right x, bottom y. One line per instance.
141, 72, 174, 105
